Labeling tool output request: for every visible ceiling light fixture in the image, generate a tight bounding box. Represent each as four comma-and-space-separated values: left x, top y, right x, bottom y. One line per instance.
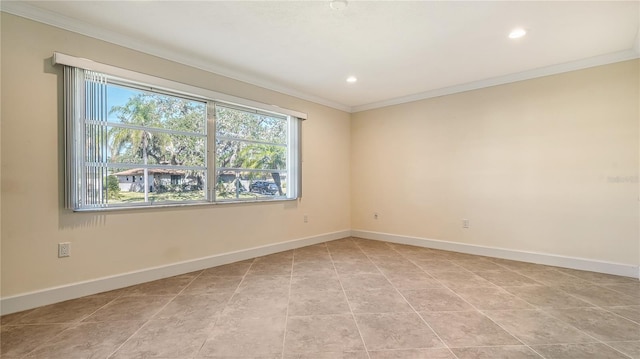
508, 28, 527, 39
330, 0, 348, 10
346, 76, 357, 83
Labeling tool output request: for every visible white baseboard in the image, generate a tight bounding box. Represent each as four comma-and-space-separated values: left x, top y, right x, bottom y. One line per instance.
3, 228, 637, 315
351, 229, 640, 279
0, 230, 350, 315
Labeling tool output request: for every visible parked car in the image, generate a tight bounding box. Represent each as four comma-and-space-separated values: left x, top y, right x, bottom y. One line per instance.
249, 181, 278, 195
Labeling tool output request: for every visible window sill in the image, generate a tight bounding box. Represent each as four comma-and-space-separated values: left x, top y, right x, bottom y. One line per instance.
71, 197, 298, 212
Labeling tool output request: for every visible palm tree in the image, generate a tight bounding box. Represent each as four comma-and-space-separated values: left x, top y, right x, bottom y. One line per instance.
109, 94, 168, 201
240, 144, 286, 195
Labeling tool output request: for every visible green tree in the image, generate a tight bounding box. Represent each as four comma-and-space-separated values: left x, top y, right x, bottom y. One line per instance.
239, 145, 286, 195
215, 107, 288, 197
105, 175, 120, 200
109, 92, 206, 201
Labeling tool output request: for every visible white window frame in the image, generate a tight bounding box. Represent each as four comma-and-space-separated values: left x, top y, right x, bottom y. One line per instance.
54, 52, 305, 211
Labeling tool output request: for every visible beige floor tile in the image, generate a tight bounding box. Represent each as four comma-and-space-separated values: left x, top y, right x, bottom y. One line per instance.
430, 271, 495, 288
546, 307, 640, 341
110, 318, 212, 359
411, 260, 465, 273
604, 282, 640, 298
222, 292, 289, 318
397, 252, 438, 262
486, 258, 553, 272
452, 286, 534, 310
83, 295, 173, 322
452, 345, 543, 358
334, 260, 381, 275
293, 243, 329, 257
420, 311, 520, 347
607, 305, 640, 323
284, 314, 364, 354
605, 340, 640, 359
201, 259, 254, 276
427, 250, 478, 261
514, 269, 587, 286
556, 268, 639, 285
401, 288, 474, 312
1, 309, 35, 326
290, 274, 342, 293
451, 259, 508, 272
236, 275, 291, 294
292, 260, 337, 275
288, 290, 351, 316
283, 351, 368, 358
155, 293, 232, 321
181, 275, 243, 295
121, 273, 197, 296
199, 315, 286, 357
345, 289, 413, 314
555, 283, 638, 307
355, 312, 444, 351
368, 348, 454, 358
1, 324, 70, 357
531, 343, 630, 359
503, 285, 593, 309
365, 253, 406, 262
247, 261, 293, 275
384, 272, 442, 290
475, 270, 541, 287
339, 274, 394, 291
330, 253, 370, 262
24, 321, 141, 358
484, 309, 595, 345
191, 355, 280, 359
9, 296, 114, 324
373, 261, 423, 275
254, 251, 294, 264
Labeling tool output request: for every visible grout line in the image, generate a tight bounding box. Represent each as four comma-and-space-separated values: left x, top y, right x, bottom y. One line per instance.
354, 239, 460, 359
280, 249, 296, 359
193, 259, 257, 358
534, 306, 636, 359
382, 241, 545, 359
328, 237, 373, 359
106, 270, 206, 358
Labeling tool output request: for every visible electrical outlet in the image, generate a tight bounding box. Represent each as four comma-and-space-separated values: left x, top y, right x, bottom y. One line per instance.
58, 242, 71, 258
303, 214, 308, 223
374, 212, 379, 220
462, 219, 470, 229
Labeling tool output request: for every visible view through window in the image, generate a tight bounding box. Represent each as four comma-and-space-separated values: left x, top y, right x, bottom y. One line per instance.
63, 66, 301, 210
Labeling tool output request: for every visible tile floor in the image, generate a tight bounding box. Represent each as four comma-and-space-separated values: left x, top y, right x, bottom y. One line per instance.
2, 237, 639, 358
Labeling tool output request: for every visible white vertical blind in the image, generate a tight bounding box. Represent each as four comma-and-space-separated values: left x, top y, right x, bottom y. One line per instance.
65, 68, 111, 208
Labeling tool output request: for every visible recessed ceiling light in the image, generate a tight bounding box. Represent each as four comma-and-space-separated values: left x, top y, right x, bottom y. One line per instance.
509, 28, 527, 39
346, 76, 357, 83
330, 0, 348, 10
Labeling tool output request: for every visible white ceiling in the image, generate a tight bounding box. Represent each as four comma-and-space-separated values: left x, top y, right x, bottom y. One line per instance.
3, 1, 640, 112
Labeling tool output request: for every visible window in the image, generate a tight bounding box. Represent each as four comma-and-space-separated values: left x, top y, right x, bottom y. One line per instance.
59, 54, 303, 211
215, 105, 292, 201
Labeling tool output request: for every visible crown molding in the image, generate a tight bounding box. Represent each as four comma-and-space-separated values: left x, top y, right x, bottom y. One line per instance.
2, 2, 638, 115
0, 1, 353, 113
351, 49, 640, 113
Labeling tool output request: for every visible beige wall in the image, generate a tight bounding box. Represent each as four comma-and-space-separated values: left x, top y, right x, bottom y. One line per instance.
352, 60, 640, 266
0, 13, 351, 297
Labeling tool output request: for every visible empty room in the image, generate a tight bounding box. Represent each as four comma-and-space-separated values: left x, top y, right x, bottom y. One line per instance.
1, 1, 639, 358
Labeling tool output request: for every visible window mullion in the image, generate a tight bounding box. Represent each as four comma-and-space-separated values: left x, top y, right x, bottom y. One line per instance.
207, 102, 216, 202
